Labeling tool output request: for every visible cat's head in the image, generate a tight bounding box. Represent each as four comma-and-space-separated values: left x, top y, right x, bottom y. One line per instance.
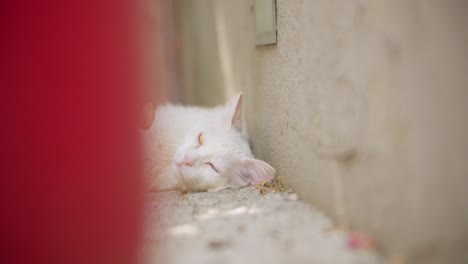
173, 93, 275, 191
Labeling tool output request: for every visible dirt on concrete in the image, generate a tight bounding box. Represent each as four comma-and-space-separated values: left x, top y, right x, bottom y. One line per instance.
141, 186, 383, 264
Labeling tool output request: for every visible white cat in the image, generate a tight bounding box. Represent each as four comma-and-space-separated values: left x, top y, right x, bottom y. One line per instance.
143, 93, 275, 192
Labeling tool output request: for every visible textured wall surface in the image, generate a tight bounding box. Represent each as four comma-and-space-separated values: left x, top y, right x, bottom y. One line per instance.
174, 1, 468, 263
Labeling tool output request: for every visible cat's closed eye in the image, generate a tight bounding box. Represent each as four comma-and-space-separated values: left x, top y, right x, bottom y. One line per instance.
205, 162, 219, 173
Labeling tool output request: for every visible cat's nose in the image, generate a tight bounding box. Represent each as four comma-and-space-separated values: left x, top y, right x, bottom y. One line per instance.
176, 156, 193, 167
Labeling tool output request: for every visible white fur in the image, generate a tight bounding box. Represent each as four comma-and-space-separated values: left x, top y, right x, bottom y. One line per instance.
143, 94, 275, 192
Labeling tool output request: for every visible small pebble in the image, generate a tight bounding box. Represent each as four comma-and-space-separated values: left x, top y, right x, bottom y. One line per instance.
208, 240, 232, 250
287, 193, 299, 201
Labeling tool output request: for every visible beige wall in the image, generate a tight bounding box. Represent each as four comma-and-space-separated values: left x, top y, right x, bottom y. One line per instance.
174, 1, 468, 263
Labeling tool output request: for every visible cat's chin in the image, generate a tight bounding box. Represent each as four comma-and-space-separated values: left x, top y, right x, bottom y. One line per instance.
175, 167, 186, 181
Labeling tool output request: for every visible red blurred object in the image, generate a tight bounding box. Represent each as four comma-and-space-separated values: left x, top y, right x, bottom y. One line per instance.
1, 1, 145, 263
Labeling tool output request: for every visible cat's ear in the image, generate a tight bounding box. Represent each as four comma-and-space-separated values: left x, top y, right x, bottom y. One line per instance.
228, 158, 276, 186
225, 93, 243, 130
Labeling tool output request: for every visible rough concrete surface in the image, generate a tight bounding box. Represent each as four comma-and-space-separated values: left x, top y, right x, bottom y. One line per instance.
141, 187, 381, 264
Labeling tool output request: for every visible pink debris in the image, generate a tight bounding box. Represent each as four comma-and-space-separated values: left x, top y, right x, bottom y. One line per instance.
346, 232, 375, 250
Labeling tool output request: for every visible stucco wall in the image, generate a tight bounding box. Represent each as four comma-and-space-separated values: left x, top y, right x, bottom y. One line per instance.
174, 1, 468, 263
